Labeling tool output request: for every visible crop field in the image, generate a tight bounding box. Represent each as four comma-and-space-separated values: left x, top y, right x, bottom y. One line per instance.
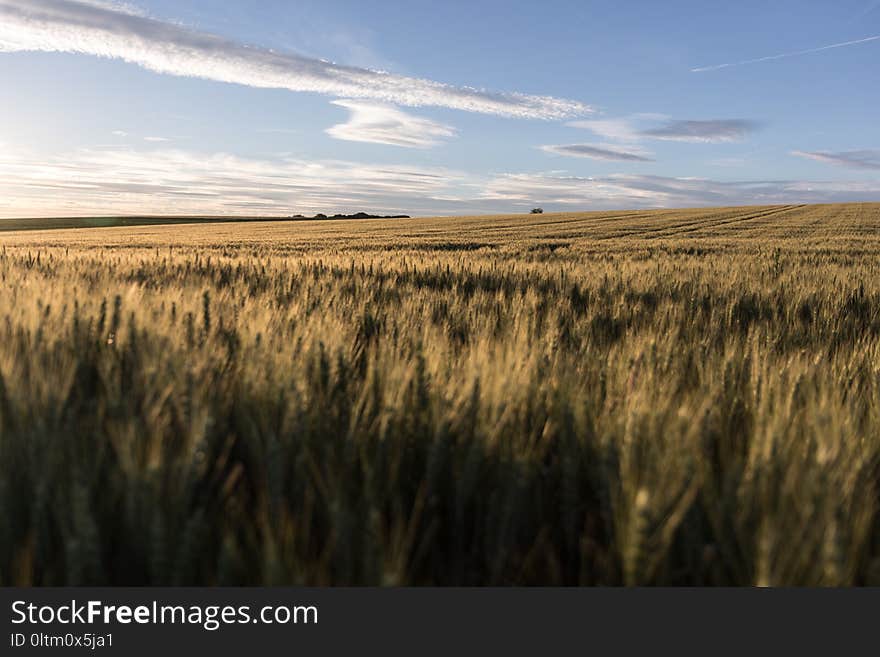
2, 202, 880, 586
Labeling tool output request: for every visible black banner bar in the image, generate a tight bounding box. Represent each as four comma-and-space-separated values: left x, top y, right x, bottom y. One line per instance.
1, 588, 877, 655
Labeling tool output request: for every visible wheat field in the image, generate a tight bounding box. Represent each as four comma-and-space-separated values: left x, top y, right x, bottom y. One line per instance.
2, 203, 880, 585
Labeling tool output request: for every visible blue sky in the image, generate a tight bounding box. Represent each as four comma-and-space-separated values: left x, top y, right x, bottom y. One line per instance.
0, 0, 878, 217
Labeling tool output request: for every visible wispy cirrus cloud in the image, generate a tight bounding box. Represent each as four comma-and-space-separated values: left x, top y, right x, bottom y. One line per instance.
326, 100, 456, 148
76, 0, 144, 13
566, 118, 644, 142
0, 0, 590, 120
566, 116, 758, 148
638, 119, 759, 143
692, 34, 880, 73
540, 143, 654, 162
481, 172, 880, 209
1, 144, 877, 218
792, 150, 880, 170
0, 147, 469, 217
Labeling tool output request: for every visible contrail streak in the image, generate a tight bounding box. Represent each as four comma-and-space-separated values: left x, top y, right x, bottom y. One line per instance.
691, 35, 880, 72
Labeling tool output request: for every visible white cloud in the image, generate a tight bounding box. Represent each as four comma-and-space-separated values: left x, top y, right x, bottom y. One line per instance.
792, 150, 880, 170
0, 0, 590, 119
143, 136, 170, 142
481, 172, 880, 209
75, 0, 145, 14
0, 146, 877, 218
639, 120, 758, 143
567, 116, 758, 150
540, 143, 654, 162
0, 147, 469, 217
567, 118, 643, 142
326, 100, 456, 148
